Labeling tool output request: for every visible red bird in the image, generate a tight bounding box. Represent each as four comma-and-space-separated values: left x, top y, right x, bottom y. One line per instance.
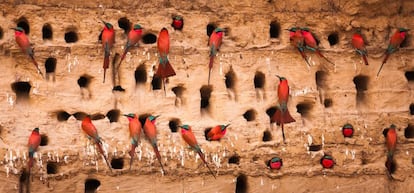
271, 76, 295, 143
101, 20, 115, 83
383, 124, 397, 179
301, 27, 335, 65
206, 124, 230, 141
81, 116, 112, 172
286, 27, 310, 67
377, 28, 409, 76
123, 113, 142, 170
156, 28, 176, 95
208, 28, 224, 85
352, 29, 369, 65
143, 115, 165, 174
320, 155, 335, 169
118, 24, 143, 70
267, 157, 283, 170
11, 27, 43, 77
179, 124, 216, 178
27, 128, 41, 173
171, 15, 184, 30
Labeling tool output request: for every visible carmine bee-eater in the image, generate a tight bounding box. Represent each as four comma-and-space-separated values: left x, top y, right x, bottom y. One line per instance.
271, 76, 295, 143
206, 124, 230, 141
143, 115, 166, 174
267, 157, 283, 170
286, 27, 311, 67
123, 113, 142, 170
208, 28, 224, 85
352, 29, 369, 65
171, 15, 184, 30
81, 116, 112, 172
179, 124, 216, 178
11, 27, 44, 77
320, 155, 335, 169
377, 28, 409, 77
383, 124, 397, 179
28, 128, 41, 174
118, 24, 143, 70
156, 28, 176, 95
101, 20, 115, 83
301, 27, 335, 65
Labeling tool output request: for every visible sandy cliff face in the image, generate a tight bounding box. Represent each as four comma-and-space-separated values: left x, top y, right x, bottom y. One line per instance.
0, 0, 414, 192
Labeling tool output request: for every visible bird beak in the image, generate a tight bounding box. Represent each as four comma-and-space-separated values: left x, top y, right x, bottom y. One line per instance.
275, 75, 281, 79
123, 114, 129, 117
224, 124, 231, 128
100, 19, 107, 25
154, 115, 161, 119
10, 27, 17, 31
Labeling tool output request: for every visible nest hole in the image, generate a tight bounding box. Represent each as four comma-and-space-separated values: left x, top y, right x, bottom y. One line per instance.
228, 154, 240, 165
296, 102, 313, 118
0, 27, 4, 40
142, 33, 157, 44
235, 174, 248, 193
42, 23, 53, 40
172, 85, 185, 98
151, 76, 162, 90
11, 81, 31, 100
118, 17, 131, 34
266, 106, 278, 123
138, 114, 151, 127
40, 134, 48, 146
45, 57, 57, 73
225, 68, 236, 89
56, 110, 71, 121
405, 124, 414, 138
106, 109, 120, 123
16, 17, 30, 34
110, 158, 124, 169
324, 98, 333, 108
353, 75, 369, 102
309, 144, 322, 151
262, 130, 272, 142
405, 71, 414, 82
168, 118, 180, 133
206, 23, 217, 37
328, 32, 339, 46
85, 179, 100, 193
77, 75, 91, 88
90, 113, 106, 120
254, 71, 265, 89
204, 127, 212, 140
410, 104, 414, 115
46, 162, 58, 174
134, 64, 147, 84
72, 112, 88, 121
64, 30, 78, 43
269, 20, 280, 38
315, 70, 328, 88
200, 85, 213, 110
243, 109, 257, 121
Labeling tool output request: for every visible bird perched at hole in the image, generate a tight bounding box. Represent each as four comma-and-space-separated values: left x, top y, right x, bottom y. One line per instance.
118, 24, 143, 71
267, 157, 283, 170
271, 76, 295, 143
206, 124, 230, 141
352, 29, 369, 65
81, 116, 112, 172
143, 115, 166, 174
171, 15, 184, 30
123, 113, 142, 170
101, 20, 115, 83
156, 28, 176, 95
27, 128, 41, 175
377, 28, 409, 77
383, 124, 397, 179
301, 27, 335, 65
286, 27, 311, 67
208, 28, 224, 85
320, 155, 335, 169
11, 27, 44, 77
179, 124, 216, 178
